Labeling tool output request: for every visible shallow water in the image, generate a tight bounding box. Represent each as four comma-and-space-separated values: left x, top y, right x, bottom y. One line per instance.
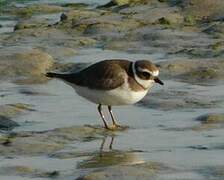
0, 16, 17, 34
0, 0, 109, 7
0, 47, 224, 179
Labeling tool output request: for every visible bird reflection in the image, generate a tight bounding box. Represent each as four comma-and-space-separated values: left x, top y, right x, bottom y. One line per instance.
77, 135, 144, 169
100, 135, 114, 154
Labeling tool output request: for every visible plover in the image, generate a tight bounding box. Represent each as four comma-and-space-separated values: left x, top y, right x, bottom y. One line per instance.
46, 59, 163, 130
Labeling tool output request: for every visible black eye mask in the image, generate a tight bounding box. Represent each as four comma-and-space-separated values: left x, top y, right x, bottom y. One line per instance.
142, 72, 151, 79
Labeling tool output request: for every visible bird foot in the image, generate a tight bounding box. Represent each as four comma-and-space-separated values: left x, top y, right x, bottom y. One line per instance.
105, 124, 129, 131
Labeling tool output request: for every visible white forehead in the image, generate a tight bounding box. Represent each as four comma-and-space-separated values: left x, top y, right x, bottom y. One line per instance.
137, 67, 159, 76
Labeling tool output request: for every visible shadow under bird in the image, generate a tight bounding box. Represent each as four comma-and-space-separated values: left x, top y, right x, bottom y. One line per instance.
46, 59, 164, 130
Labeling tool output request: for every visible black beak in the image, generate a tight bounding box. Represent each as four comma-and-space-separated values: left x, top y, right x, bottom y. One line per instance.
154, 77, 164, 85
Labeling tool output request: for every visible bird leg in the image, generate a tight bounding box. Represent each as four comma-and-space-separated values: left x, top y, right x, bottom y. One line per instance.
108, 106, 120, 128
98, 104, 109, 129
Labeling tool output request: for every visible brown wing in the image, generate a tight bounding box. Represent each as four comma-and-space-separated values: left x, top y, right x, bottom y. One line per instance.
51, 60, 131, 90
76, 60, 127, 90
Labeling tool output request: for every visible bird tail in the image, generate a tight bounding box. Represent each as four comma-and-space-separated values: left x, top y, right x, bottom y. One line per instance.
46, 72, 77, 84
46, 72, 64, 78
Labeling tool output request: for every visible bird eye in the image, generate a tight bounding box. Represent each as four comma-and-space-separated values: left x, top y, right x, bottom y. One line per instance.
142, 72, 150, 78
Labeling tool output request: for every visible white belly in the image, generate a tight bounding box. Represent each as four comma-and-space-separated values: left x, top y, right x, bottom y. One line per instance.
72, 85, 148, 106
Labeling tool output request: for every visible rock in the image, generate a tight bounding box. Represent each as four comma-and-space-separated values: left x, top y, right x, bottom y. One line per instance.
27, 4, 64, 13
4, 26, 84, 49
1, 24, 96, 65
104, 0, 149, 6
61, 9, 100, 22
14, 22, 38, 31
0, 103, 33, 118
98, 1, 117, 8
77, 165, 155, 180
78, 37, 97, 46
60, 8, 140, 39
204, 22, 224, 37
60, 13, 68, 21
183, 67, 222, 81
113, 0, 130, 6
77, 160, 173, 180
0, 103, 34, 130
94, 21, 202, 53
168, 113, 224, 131
157, 17, 171, 25
11, 4, 64, 17
138, 89, 221, 111
126, 6, 184, 25
78, 14, 140, 37
196, 113, 224, 124
14, 10, 62, 31
0, 116, 19, 130
0, 165, 60, 178
183, 15, 196, 26
198, 166, 224, 179
181, 0, 224, 22
155, 10, 183, 26
158, 58, 224, 83
130, 27, 215, 55
0, 48, 54, 83
48, 126, 113, 142
13, 8, 33, 18
62, 3, 88, 8
0, 166, 35, 176
71, 12, 121, 34
209, 41, 224, 51
0, 126, 112, 156
83, 21, 121, 35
